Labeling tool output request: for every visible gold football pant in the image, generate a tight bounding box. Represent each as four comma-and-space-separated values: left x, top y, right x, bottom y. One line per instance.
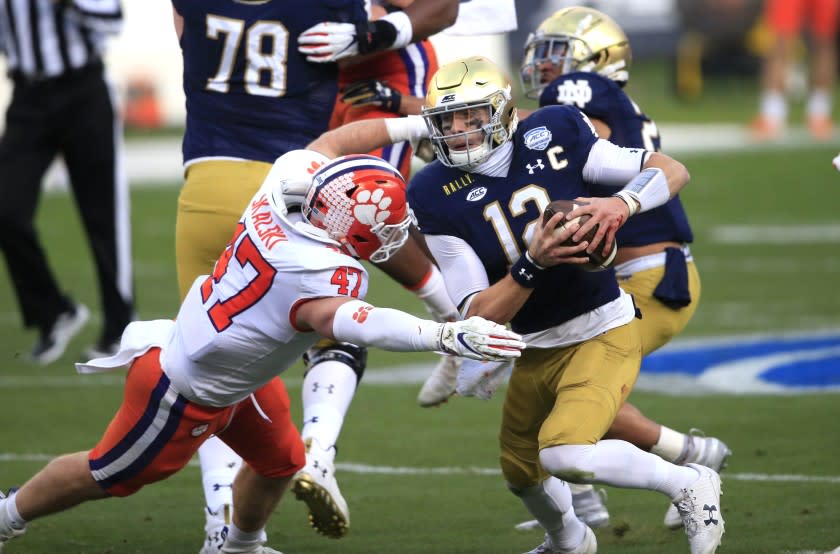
175, 160, 272, 299
618, 260, 701, 355
499, 322, 642, 489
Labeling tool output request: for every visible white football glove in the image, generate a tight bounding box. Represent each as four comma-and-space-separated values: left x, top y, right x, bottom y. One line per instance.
298, 19, 399, 63
437, 317, 525, 361
298, 22, 359, 63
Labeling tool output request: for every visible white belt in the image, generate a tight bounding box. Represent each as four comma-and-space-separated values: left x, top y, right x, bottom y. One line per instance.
614, 245, 692, 278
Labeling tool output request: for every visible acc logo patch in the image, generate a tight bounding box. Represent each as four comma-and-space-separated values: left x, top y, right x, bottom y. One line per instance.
440, 93, 456, 103
524, 126, 552, 151
466, 187, 487, 202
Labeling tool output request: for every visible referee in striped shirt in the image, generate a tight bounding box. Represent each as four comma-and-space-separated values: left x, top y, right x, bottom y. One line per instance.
0, 0, 134, 365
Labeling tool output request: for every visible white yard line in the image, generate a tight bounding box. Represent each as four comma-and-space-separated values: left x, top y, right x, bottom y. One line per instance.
0, 452, 838, 484
35, 124, 838, 190
710, 224, 840, 244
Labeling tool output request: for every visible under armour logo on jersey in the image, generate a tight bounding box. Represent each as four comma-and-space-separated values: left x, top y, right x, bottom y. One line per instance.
555, 79, 593, 109
352, 305, 373, 323
526, 159, 544, 174
703, 504, 719, 526
518, 268, 534, 281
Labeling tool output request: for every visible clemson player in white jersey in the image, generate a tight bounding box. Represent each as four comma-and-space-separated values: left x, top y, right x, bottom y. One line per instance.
171, 2, 461, 548
0, 152, 524, 554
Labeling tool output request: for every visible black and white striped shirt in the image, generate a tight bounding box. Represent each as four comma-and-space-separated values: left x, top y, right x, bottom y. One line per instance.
0, 0, 122, 80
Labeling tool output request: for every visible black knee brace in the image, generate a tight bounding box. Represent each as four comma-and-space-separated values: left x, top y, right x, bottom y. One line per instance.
303, 342, 367, 383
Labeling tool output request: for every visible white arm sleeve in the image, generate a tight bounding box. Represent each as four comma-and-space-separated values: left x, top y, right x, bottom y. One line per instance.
425, 234, 489, 313
332, 299, 442, 352
582, 138, 651, 186
381, 10, 413, 49
411, 264, 460, 322
385, 115, 429, 144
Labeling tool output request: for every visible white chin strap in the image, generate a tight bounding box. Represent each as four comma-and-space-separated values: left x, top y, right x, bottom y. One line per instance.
448, 142, 492, 168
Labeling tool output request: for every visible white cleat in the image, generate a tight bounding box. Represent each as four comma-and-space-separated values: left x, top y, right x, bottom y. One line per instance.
673, 463, 724, 554
199, 504, 231, 554
523, 525, 597, 554
0, 490, 26, 553
455, 358, 513, 400
681, 430, 733, 471
665, 430, 732, 529
569, 484, 610, 528
291, 438, 349, 538
664, 503, 684, 530
417, 354, 460, 407
30, 303, 89, 365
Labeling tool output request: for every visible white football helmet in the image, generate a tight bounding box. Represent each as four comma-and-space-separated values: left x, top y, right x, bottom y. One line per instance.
265, 149, 330, 215
521, 7, 632, 99
302, 154, 412, 263
422, 56, 518, 169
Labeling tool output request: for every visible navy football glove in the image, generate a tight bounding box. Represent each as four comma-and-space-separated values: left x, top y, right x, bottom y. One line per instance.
341, 79, 402, 114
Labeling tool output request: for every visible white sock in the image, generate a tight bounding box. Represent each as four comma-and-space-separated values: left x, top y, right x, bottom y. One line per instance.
760, 91, 787, 123
651, 425, 687, 463
198, 436, 242, 515
223, 522, 266, 551
513, 478, 586, 550
1, 491, 26, 531
540, 440, 702, 500
301, 360, 358, 448
807, 89, 832, 118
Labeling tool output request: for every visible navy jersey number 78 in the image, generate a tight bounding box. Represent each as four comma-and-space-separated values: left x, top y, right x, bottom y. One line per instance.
173, 0, 368, 164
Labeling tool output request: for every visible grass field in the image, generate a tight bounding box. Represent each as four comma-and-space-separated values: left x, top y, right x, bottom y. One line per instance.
1, 136, 840, 552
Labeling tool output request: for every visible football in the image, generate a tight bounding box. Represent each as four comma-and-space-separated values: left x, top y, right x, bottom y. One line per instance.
542, 199, 618, 271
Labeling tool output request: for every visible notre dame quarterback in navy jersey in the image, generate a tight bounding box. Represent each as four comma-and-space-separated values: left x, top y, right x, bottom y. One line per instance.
539, 71, 693, 248
173, 0, 367, 164
408, 105, 621, 335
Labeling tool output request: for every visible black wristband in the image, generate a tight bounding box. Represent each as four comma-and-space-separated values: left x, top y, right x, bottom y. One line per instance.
510, 252, 545, 288
356, 19, 398, 54
383, 87, 401, 113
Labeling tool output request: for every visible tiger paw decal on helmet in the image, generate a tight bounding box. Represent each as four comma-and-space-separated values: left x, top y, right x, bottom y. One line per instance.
352, 187, 394, 227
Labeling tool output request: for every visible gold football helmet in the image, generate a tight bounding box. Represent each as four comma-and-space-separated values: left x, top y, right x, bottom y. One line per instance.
422, 56, 518, 169
520, 7, 631, 99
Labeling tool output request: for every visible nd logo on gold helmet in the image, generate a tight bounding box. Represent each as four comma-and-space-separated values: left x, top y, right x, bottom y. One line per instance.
421, 56, 518, 169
